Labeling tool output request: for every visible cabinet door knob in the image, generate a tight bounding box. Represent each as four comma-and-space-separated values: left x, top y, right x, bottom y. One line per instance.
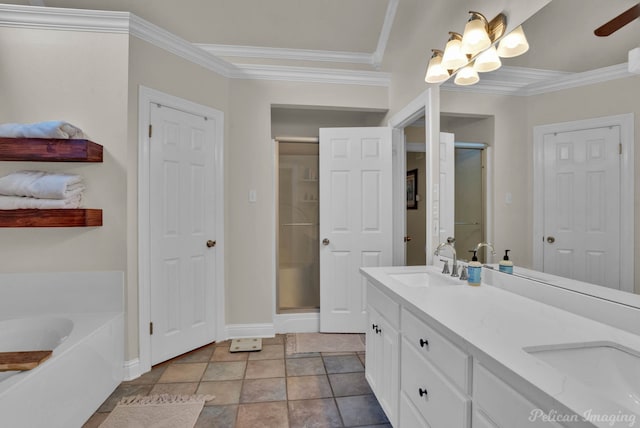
206, 240, 216, 248
419, 388, 428, 397
419, 338, 429, 348
322, 238, 330, 246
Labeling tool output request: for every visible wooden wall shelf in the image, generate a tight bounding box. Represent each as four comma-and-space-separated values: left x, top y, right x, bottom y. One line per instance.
0, 209, 102, 227
0, 138, 103, 162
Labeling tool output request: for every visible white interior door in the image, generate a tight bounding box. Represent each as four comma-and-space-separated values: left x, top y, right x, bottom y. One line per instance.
150, 104, 217, 364
542, 126, 621, 289
439, 132, 455, 243
319, 127, 393, 332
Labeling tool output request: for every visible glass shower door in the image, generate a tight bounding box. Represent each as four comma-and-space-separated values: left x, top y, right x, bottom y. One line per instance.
277, 144, 320, 312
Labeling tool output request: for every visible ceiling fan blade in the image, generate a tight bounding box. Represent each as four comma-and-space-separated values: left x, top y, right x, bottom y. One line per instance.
594, 3, 640, 36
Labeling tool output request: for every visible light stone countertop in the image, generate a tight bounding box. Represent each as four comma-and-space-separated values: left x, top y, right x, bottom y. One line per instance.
360, 265, 640, 428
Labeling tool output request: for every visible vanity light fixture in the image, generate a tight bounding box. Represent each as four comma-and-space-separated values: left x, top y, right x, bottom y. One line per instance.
424, 11, 529, 86
424, 49, 450, 83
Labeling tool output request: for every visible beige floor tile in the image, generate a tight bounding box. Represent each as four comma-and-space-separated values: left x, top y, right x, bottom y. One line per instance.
202, 361, 247, 381
121, 364, 166, 385
262, 335, 285, 345
287, 375, 333, 400
248, 344, 285, 361
157, 362, 207, 383
236, 401, 289, 428
150, 382, 198, 395
197, 380, 243, 405
240, 378, 286, 403
288, 398, 342, 428
245, 359, 286, 379
285, 357, 326, 376
173, 343, 216, 363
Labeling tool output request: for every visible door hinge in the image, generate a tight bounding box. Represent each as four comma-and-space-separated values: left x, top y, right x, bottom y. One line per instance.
619, 143, 622, 155
149, 124, 153, 138
149, 322, 153, 335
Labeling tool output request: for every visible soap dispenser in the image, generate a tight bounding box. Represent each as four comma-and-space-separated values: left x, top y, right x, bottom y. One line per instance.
467, 250, 482, 286
499, 250, 514, 274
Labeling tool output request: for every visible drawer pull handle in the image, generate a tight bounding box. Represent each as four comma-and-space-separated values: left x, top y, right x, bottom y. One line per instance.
419, 388, 428, 397
372, 324, 378, 331
419, 338, 429, 348
375, 327, 382, 334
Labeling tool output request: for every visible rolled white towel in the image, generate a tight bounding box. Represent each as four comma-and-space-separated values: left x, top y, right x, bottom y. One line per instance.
0, 194, 82, 209
0, 170, 85, 200
0, 120, 86, 139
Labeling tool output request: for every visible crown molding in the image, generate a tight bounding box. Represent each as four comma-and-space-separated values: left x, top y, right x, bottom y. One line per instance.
197, 44, 374, 65
373, 0, 398, 69
197, 0, 398, 69
441, 64, 635, 96
0, 3, 130, 33
230, 64, 391, 87
521, 63, 634, 96
129, 14, 235, 77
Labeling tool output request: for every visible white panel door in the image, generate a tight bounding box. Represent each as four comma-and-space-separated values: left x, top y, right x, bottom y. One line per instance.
439, 132, 455, 243
319, 127, 392, 332
543, 126, 620, 289
150, 104, 218, 364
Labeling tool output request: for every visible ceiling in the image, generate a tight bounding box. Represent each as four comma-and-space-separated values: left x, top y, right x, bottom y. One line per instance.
7, 0, 640, 74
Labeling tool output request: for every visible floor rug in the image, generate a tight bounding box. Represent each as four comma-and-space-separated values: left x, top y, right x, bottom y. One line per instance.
99, 394, 213, 428
286, 332, 365, 355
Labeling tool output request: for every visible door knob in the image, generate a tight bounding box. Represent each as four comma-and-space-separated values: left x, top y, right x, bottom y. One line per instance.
206, 240, 216, 248
546, 236, 555, 244
404, 236, 412, 242
322, 238, 330, 246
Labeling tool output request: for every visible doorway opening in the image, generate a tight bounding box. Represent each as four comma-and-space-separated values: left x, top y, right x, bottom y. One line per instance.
404, 118, 427, 266
276, 140, 320, 313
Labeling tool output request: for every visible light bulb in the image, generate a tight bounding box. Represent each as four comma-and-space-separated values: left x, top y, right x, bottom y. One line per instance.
441, 32, 467, 70
461, 12, 491, 56
497, 25, 529, 58
454, 65, 480, 86
473, 46, 501, 72
425, 50, 450, 83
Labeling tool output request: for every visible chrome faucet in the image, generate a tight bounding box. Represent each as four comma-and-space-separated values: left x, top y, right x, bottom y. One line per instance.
434, 237, 458, 277
475, 242, 496, 262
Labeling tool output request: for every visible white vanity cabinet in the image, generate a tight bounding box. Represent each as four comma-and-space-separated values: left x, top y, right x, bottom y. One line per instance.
473, 361, 566, 428
365, 282, 400, 426
399, 308, 472, 428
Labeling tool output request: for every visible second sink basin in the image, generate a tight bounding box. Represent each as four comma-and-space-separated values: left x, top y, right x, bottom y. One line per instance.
524, 342, 640, 413
388, 270, 463, 287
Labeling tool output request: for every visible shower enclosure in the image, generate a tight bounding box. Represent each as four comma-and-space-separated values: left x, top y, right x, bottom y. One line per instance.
277, 141, 320, 313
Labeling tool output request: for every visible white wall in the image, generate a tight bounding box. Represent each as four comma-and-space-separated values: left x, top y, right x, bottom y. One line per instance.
227, 79, 388, 325
0, 28, 130, 284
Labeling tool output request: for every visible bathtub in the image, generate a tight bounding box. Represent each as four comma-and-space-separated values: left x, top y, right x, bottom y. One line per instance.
0, 272, 124, 428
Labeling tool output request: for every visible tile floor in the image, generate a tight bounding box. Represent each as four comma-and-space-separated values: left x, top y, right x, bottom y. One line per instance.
83, 335, 390, 427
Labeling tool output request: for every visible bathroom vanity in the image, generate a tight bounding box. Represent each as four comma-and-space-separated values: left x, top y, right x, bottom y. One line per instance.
360, 265, 640, 428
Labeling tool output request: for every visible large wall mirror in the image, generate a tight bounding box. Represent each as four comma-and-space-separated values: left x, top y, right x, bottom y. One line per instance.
437, 0, 640, 296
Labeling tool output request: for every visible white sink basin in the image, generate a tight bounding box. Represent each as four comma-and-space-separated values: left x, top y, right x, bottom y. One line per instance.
525, 342, 640, 412
388, 271, 463, 287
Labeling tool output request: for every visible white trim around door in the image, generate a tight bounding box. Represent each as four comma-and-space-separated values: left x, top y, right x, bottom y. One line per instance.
137, 86, 225, 378
533, 113, 634, 293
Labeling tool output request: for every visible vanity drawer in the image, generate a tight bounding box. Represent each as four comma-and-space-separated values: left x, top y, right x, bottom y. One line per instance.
473, 361, 565, 428
401, 337, 470, 428
401, 308, 471, 393
367, 281, 400, 329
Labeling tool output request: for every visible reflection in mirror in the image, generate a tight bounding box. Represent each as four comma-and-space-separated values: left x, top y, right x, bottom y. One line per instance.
438, 0, 640, 295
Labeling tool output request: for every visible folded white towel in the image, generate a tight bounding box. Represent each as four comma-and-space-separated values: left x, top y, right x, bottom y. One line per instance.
0, 170, 85, 200
0, 194, 82, 209
0, 120, 86, 139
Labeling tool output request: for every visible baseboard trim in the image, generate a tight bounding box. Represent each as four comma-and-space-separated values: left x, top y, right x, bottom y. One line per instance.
225, 323, 276, 340
123, 358, 141, 381
274, 313, 320, 333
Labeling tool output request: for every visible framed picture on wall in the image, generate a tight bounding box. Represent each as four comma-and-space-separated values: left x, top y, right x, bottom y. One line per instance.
407, 169, 418, 210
